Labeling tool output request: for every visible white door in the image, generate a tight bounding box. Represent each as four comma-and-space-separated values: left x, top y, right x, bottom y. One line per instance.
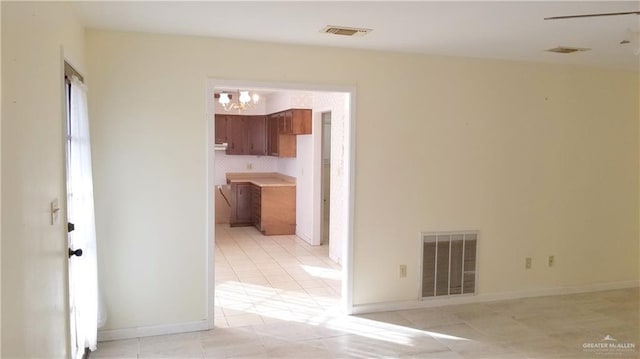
64, 64, 99, 359
65, 72, 81, 359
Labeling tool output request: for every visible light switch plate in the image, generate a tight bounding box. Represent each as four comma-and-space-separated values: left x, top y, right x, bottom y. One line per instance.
399, 264, 407, 278
50, 198, 60, 225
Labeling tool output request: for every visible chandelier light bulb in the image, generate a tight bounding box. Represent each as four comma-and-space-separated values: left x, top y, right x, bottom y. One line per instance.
239, 91, 251, 104
218, 93, 230, 105
217, 90, 259, 112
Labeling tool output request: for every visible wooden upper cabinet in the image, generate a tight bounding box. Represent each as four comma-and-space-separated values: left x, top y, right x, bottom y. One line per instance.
278, 135, 296, 158
277, 109, 311, 135
247, 116, 267, 156
290, 109, 312, 135
269, 113, 295, 158
280, 111, 293, 134
226, 116, 248, 155
267, 114, 279, 156
218, 109, 310, 157
214, 115, 228, 144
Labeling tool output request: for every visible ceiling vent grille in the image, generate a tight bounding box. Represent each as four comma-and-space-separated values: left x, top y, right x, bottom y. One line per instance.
546, 46, 591, 54
322, 25, 372, 37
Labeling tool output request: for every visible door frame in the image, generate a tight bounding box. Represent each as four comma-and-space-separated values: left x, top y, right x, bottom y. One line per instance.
318, 111, 332, 247
205, 79, 357, 328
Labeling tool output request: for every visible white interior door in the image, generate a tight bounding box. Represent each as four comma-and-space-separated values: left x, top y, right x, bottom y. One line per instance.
65, 73, 81, 359
64, 63, 99, 359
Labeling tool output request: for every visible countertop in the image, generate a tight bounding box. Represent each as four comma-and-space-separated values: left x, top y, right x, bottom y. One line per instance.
226, 172, 296, 187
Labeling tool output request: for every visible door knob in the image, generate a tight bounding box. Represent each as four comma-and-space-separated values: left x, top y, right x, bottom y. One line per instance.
68, 248, 83, 258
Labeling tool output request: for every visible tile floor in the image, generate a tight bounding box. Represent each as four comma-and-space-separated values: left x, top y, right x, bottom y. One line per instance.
94, 226, 639, 358
212, 225, 343, 328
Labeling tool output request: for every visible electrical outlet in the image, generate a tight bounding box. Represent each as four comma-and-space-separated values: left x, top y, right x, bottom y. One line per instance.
525, 257, 532, 269
399, 265, 407, 278
246, 163, 253, 170
548, 255, 555, 267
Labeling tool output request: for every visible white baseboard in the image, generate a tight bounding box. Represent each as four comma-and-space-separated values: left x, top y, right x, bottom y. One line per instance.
98, 319, 210, 342
351, 280, 640, 315
97, 281, 639, 341
296, 231, 314, 245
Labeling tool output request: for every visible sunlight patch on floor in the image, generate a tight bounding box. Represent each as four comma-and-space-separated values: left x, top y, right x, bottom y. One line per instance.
300, 264, 342, 280
216, 280, 469, 347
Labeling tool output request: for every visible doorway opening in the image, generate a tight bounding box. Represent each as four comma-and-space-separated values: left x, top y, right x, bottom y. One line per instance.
206, 80, 354, 329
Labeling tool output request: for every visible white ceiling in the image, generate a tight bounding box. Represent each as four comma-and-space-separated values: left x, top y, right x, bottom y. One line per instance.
74, 1, 640, 71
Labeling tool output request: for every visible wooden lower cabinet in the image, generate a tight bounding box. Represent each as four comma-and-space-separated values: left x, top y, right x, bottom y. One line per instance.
229, 183, 253, 226
229, 182, 296, 235
258, 186, 296, 235
250, 185, 262, 230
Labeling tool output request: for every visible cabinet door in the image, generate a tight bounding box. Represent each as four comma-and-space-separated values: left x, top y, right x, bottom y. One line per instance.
267, 114, 279, 156
281, 111, 293, 134
214, 115, 228, 144
235, 183, 253, 224
247, 116, 267, 156
291, 109, 312, 135
250, 185, 262, 229
278, 135, 296, 157
260, 186, 296, 235
226, 115, 248, 155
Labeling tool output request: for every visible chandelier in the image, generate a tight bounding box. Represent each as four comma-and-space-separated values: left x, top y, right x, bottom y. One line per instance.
217, 90, 260, 112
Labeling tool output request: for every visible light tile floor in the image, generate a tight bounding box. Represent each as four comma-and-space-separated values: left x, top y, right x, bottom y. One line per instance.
94, 226, 639, 358
212, 225, 342, 328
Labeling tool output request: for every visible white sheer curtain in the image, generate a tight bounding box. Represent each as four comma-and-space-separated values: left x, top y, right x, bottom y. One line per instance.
68, 76, 100, 354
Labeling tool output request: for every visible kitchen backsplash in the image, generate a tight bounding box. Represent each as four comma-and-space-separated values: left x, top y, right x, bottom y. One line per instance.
214, 152, 279, 184
276, 157, 298, 178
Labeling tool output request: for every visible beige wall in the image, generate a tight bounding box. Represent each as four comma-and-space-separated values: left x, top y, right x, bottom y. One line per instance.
1, 1, 3, 353
1, 2, 86, 357
86, 29, 639, 330
0, 1, 3, 353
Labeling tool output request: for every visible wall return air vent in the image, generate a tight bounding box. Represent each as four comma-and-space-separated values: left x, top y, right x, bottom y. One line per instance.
421, 231, 478, 299
322, 25, 372, 37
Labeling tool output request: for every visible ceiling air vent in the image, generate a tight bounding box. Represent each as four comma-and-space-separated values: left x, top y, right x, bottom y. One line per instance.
322, 25, 372, 37
546, 46, 591, 54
